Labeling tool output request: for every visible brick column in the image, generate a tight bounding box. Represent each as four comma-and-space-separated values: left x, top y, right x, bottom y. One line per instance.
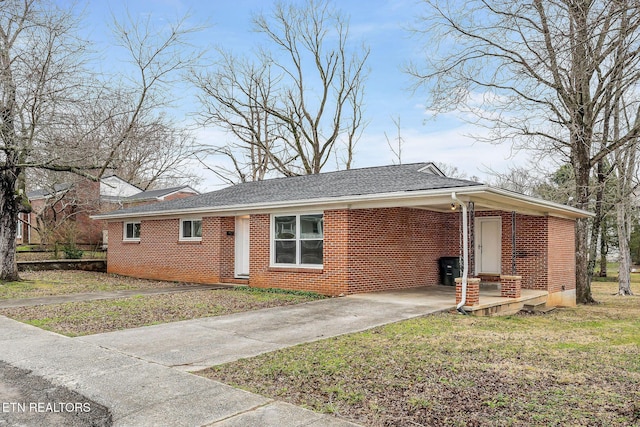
500, 275, 522, 298
455, 278, 481, 306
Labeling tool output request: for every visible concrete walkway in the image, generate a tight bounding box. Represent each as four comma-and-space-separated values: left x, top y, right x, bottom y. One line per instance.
0, 287, 455, 426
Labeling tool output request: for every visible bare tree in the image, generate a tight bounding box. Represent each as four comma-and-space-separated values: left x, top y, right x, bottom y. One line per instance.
385, 116, 404, 165
409, 0, 640, 303
28, 177, 102, 250
610, 99, 639, 295
106, 119, 201, 190
486, 165, 545, 196
0, 1, 202, 280
612, 150, 636, 296
95, 10, 202, 189
193, 0, 369, 181
192, 50, 285, 183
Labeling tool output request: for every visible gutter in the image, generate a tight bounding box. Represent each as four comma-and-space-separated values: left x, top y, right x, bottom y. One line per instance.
451, 192, 469, 315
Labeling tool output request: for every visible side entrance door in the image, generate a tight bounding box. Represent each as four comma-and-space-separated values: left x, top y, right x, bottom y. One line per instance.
475, 217, 501, 275
235, 216, 250, 278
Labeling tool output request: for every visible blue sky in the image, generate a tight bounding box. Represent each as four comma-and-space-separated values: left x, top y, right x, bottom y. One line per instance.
80, 0, 529, 190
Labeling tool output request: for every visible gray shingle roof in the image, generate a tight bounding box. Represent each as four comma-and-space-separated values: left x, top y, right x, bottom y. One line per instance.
27, 183, 73, 199
99, 163, 482, 217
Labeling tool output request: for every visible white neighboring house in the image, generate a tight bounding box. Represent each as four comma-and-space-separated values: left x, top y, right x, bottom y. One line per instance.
100, 175, 143, 199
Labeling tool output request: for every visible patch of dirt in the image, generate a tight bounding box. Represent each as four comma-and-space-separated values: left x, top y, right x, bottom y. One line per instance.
0, 361, 111, 426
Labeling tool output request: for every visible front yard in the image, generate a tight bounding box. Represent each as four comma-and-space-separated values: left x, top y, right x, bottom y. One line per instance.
0, 271, 324, 336
199, 280, 640, 427
0, 271, 194, 299
2, 270, 638, 425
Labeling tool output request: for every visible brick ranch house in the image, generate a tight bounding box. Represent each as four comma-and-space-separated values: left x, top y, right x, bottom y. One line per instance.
94, 163, 591, 307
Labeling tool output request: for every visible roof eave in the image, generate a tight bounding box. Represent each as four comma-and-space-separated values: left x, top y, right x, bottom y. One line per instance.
91, 185, 480, 220
92, 184, 591, 221
467, 186, 593, 219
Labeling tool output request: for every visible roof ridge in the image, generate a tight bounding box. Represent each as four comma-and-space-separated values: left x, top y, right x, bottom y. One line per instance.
229, 162, 432, 187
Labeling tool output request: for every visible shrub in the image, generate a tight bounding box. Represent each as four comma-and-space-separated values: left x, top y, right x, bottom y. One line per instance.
63, 245, 83, 259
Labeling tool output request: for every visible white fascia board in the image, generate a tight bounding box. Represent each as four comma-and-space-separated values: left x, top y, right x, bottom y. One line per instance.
472, 187, 593, 219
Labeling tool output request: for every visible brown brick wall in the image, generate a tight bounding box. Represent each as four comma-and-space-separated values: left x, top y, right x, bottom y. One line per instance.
105, 207, 576, 297
476, 211, 549, 290
547, 216, 576, 292
347, 208, 459, 293
249, 211, 349, 296
248, 208, 459, 296
107, 216, 230, 284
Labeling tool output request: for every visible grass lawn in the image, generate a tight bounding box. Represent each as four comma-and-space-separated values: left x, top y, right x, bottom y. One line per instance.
0, 271, 202, 300
0, 286, 323, 336
0, 271, 324, 336
199, 280, 640, 427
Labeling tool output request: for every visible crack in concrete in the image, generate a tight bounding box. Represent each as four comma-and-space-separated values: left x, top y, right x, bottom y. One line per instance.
204, 400, 276, 426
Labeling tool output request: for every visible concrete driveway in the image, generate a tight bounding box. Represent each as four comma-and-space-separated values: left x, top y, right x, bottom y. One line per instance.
0, 286, 454, 426
79, 286, 455, 371
0, 316, 359, 427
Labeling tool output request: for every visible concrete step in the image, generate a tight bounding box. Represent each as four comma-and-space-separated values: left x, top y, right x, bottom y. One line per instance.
522, 301, 546, 310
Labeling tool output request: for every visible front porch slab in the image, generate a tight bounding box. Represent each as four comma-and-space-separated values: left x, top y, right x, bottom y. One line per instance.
460, 289, 548, 316
342, 286, 549, 317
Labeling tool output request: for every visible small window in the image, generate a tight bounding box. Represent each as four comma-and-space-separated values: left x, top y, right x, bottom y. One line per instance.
124, 221, 141, 240
272, 213, 323, 266
180, 219, 202, 241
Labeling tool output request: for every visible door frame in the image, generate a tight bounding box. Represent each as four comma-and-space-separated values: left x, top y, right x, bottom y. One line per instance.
234, 215, 250, 278
474, 216, 502, 275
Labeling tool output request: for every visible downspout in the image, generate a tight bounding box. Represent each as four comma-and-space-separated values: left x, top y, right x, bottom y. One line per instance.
452, 192, 469, 315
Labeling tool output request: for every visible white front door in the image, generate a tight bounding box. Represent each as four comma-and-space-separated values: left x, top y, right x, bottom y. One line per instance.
235, 216, 250, 278
475, 217, 501, 274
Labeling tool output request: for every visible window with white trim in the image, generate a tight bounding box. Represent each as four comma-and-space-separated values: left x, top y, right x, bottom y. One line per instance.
180, 219, 202, 241
272, 213, 323, 266
124, 221, 141, 241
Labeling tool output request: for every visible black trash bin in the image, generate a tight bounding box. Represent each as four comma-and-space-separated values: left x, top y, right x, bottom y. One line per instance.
439, 257, 461, 286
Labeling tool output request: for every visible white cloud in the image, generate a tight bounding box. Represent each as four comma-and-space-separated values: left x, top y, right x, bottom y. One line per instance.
353, 123, 530, 182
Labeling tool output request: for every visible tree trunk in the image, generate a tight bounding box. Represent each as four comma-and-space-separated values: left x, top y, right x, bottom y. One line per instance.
0, 170, 19, 281
574, 157, 595, 304
589, 160, 606, 277
575, 216, 594, 303
616, 202, 633, 295
599, 220, 608, 277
